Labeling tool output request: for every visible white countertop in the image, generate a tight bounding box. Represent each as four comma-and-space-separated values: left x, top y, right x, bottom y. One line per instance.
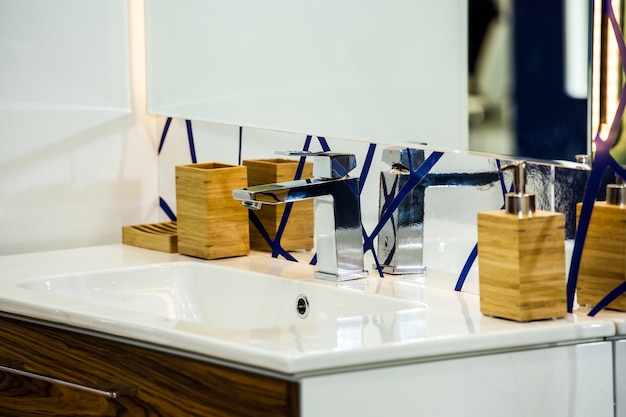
0, 244, 615, 376
585, 308, 626, 336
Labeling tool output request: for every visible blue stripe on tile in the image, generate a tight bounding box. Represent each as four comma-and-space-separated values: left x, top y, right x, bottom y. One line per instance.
159, 197, 177, 221
589, 279, 626, 316
455, 244, 478, 291
157, 117, 172, 154
359, 143, 377, 195
185, 120, 197, 163
317, 136, 331, 152
248, 210, 297, 262
303, 134, 313, 150
238, 126, 243, 165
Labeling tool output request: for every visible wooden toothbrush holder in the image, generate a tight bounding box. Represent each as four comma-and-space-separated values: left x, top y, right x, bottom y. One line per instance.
175, 162, 249, 259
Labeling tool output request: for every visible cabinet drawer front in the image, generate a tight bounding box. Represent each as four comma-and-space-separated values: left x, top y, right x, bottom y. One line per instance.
0, 315, 300, 417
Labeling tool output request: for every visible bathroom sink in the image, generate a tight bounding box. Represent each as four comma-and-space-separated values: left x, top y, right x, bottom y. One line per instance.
16, 261, 425, 334
1, 245, 616, 374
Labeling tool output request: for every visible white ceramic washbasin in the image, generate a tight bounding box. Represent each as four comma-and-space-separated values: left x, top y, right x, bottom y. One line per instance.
15, 261, 428, 368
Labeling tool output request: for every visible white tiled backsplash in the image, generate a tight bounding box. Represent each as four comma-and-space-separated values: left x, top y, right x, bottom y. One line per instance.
157, 117, 588, 283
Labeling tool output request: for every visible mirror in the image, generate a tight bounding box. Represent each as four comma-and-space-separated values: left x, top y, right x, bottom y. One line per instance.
145, 0, 591, 162
592, 0, 626, 165
145, 0, 468, 152
469, 0, 590, 161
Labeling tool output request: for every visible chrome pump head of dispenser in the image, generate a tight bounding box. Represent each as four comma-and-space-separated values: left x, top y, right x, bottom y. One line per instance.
502, 161, 536, 218
607, 174, 626, 207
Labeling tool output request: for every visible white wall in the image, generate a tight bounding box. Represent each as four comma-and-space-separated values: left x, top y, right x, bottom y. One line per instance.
0, 0, 158, 255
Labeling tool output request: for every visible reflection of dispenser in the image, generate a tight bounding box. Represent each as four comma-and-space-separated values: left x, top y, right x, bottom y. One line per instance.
577, 174, 626, 310
377, 148, 426, 274
477, 161, 566, 322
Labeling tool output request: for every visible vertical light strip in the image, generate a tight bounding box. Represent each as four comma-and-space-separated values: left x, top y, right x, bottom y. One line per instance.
604, 0, 622, 141
591, 0, 603, 145
550, 165, 556, 212
592, 0, 623, 145
128, 0, 147, 123
564, 0, 590, 98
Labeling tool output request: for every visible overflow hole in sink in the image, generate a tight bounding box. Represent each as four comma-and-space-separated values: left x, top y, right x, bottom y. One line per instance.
296, 294, 309, 318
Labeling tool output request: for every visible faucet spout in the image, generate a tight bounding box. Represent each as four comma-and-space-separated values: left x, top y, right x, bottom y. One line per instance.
233, 155, 367, 281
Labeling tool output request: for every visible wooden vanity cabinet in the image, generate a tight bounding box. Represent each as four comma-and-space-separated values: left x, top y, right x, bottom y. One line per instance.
0, 314, 299, 417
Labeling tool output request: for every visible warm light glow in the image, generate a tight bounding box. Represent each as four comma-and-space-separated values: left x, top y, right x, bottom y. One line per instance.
591, 0, 602, 140
596, 0, 622, 142
128, 0, 147, 121
606, 0, 621, 137
600, 122, 611, 142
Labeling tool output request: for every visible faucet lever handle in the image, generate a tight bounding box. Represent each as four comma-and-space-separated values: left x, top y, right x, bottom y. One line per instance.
276, 151, 357, 179
500, 161, 527, 194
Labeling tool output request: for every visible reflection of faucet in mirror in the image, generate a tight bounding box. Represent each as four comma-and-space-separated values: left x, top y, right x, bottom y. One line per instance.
378, 148, 500, 275
233, 151, 367, 282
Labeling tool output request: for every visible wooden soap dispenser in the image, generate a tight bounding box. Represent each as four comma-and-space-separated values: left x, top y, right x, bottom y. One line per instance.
577, 174, 626, 310
477, 161, 566, 321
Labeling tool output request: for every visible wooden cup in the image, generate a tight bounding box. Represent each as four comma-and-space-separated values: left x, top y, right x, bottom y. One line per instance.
176, 163, 249, 259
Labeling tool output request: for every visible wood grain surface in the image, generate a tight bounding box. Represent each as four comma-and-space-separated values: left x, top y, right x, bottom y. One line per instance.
122, 222, 178, 253
176, 163, 250, 260
0, 315, 299, 416
577, 202, 626, 310
477, 210, 567, 322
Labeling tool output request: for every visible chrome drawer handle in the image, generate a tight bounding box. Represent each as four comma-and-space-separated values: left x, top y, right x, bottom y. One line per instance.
0, 360, 137, 399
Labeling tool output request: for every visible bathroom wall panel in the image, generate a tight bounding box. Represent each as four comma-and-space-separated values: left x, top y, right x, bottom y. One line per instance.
0, 0, 158, 255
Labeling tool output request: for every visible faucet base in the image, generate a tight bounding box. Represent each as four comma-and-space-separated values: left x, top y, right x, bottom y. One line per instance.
314, 270, 368, 282
377, 265, 427, 276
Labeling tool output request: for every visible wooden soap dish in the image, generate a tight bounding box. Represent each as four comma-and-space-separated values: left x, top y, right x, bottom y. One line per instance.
122, 222, 178, 253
